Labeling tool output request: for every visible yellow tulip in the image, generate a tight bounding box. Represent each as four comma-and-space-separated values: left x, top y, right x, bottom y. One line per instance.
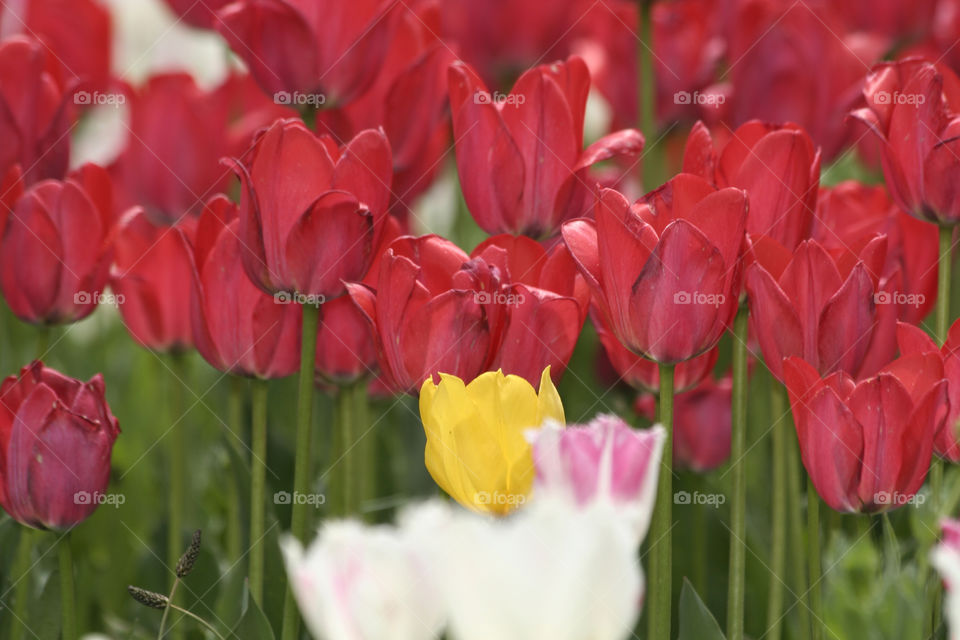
419, 367, 564, 515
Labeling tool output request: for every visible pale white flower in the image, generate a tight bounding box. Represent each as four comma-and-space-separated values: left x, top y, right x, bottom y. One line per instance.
933, 518, 960, 640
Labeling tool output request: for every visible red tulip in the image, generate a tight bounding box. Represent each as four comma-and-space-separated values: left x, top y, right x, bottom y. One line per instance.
783, 354, 946, 512
562, 175, 747, 364
0, 37, 74, 185
110, 208, 195, 352
469, 234, 587, 384
897, 321, 960, 461
746, 236, 897, 382
161, 0, 232, 28
314, 216, 403, 384
115, 72, 292, 224
849, 58, 960, 224
449, 55, 644, 237
0, 361, 120, 530
185, 195, 300, 378
596, 307, 718, 393
347, 235, 505, 394
440, 0, 640, 130
227, 118, 392, 297
0, 0, 112, 94
215, 0, 397, 106
683, 120, 821, 250
0, 164, 114, 325
813, 181, 939, 324
726, 2, 886, 161
316, 0, 453, 215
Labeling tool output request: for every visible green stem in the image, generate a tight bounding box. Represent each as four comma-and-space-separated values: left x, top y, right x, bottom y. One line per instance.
647, 362, 674, 640
807, 476, 823, 640
35, 325, 50, 360
249, 379, 268, 604
9, 528, 34, 640
726, 306, 748, 640
167, 605, 227, 640
331, 384, 355, 517
157, 580, 179, 640
692, 475, 707, 596
638, 0, 658, 190
58, 532, 76, 640
167, 354, 186, 582
785, 417, 811, 640
280, 302, 320, 640
226, 377, 245, 563
766, 381, 787, 640
352, 381, 372, 516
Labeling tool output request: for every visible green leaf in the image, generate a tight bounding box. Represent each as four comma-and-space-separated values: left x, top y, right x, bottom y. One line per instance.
229, 584, 276, 640
678, 578, 726, 640
28, 572, 61, 640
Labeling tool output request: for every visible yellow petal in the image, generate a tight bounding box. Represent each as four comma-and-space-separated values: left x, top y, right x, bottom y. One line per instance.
535, 366, 565, 426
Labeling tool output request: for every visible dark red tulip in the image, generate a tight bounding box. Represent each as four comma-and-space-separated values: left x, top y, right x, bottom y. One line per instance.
746, 235, 896, 382
317, 0, 453, 215
683, 120, 821, 250
185, 195, 300, 378
784, 354, 946, 512
726, 2, 886, 161
110, 208, 195, 352
161, 0, 232, 28
449, 55, 644, 237
562, 175, 747, 364
0, 37, 74, 185
115, 72, 292, 224
227, 118, 392, 297
215, 0, 397, 106
314, 216, 403, 384
3, 0, 112, 94
849, 58, 960, 225
813, 181, 939, 324
0, 164, 114, 325
0, 361, 120, 530
637, 374, 732, 471
596, 308, 718, 393
347, 235, 505, 394
469, 234, 587, 384
440, 0, 640, 129
897, 321, 960, 461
